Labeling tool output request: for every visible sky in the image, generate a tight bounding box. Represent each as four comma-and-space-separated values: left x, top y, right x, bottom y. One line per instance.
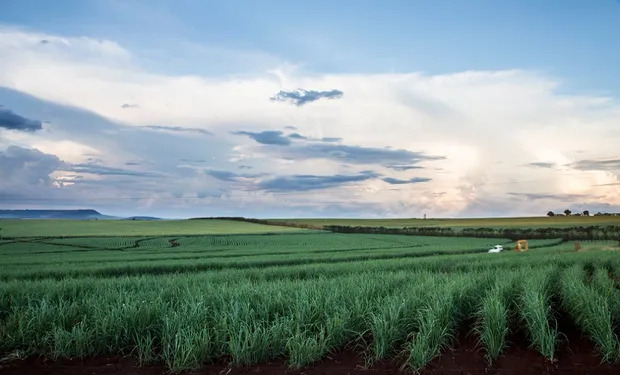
0, 0, 619, 218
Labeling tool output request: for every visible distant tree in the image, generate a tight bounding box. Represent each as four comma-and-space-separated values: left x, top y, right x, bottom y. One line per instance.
547, 211, 555, 217
583, 210, 590, 216
564, 209, 572, 216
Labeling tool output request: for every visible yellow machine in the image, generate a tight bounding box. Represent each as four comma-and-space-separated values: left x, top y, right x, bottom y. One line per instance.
515, 239, 529, 252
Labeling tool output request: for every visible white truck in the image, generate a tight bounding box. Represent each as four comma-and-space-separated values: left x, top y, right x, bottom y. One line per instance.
488, 245, 504, 253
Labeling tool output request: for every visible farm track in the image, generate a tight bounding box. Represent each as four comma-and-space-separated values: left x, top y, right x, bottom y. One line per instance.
0, 237, 160, 254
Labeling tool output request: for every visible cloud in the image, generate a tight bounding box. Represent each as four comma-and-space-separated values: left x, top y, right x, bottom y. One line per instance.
528, 162, 555, 168
121, 103, 138, 109
285, 132, 342, 143
179, 158, 206, 163
382, 177, 432, 184
205, 169, 259, 182
233, 128, 444, 167
288, 133, 307, 140
279, 143, 444, 166
258, 171, 379, 192
386, 165, 424, 171
1, 28, 620, 217
508, 192, 593, 201
571, 159, 620, 171
232, 130, 291, 145
142, 125, 213, 136
0, 108, 43, 131
283, 132, 341, 143
68, 163, 163, 177
270, 89, 343, 106
0, 146, 64, 186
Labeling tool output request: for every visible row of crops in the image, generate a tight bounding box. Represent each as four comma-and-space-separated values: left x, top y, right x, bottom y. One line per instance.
0, 260, 619, 372
0, 229, 618, 372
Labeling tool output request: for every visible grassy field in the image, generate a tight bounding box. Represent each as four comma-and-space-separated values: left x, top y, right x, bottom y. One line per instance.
0, 219, 308, 237
0, 219, 619, 372
270, 215, 620, 229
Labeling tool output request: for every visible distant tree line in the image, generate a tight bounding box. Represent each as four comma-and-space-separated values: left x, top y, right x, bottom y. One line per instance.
322, 225, 620, 241
547, 210, 620, 217
189, 217, 324, 230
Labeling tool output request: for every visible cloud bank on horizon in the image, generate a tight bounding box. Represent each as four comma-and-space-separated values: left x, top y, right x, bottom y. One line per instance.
0, 19, 619, 218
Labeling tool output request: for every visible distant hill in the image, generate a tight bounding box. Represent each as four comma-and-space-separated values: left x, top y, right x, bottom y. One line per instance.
0, 209, 114, 219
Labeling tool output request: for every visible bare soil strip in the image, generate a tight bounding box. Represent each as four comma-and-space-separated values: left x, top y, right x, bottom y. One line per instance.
2, 330, 618, 375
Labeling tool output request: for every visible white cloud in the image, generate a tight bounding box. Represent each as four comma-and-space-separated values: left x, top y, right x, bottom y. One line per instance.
1, 27, 619, 216
32, 140, 100, 163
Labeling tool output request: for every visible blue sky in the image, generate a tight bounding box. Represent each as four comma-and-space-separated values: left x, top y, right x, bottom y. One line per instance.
0, 1, 619, 217
2, 0, 619, 92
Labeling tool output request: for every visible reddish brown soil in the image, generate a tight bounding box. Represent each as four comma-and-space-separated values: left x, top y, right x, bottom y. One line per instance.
1, 326, 618, 375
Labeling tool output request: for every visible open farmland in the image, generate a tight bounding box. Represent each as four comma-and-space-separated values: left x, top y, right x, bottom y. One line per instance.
0, 219, 619, 374
0, 219, 309, 237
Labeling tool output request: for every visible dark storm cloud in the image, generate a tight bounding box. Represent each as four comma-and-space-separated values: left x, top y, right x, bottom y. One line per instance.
386, 165, 424, 171
382, 177, 431, 185
571, 159, 620, 171
528, 162, 556, 168
205, 169, 259, 181
232, 130, 291, 145
143, 125, 213, 136
508, 192, 592, 201
270, 89, 343, 106
0, 146, 65, 185
0, 108, 43, 132
258, 171, 379, 192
